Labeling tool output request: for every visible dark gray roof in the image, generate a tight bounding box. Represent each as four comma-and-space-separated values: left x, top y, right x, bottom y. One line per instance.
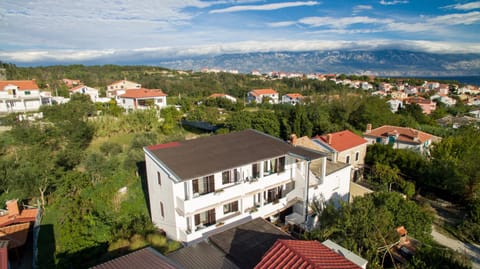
145, 129, 326, 181
91, 247, 182, 269
208, 218, 293, 269
167, 241, 239, 269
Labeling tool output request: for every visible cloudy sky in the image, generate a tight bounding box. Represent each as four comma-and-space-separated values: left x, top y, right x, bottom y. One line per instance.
1, 0, 480, 65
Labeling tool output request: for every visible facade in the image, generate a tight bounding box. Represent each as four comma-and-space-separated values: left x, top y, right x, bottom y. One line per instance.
207, 93, 237, 103
387, 99, 403, 113
404, 96, 436, 114
106, 80, 141, 98
144, 129, 351, 243
247, 88, 279, 104
364, 124, 440, 153
62, 79, 81, 88
69, 85, 99, 103
117, 88, 167, 110
281, 93, 304, 105
0, 80, 45, 113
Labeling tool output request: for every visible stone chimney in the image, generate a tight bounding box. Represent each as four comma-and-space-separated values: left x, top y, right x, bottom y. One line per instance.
290, 134, 297, 146
366, 124, 372, 134
6, 199, 19, 217
326, 134, 332, 145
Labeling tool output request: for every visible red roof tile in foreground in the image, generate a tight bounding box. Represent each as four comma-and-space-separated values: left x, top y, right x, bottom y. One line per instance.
364, 125, 435, 144
314, 130, 367, 152
120, 88, 167, 98
250, 88, 278, 96
255, 240, 362, 269
0, 80, 39, 91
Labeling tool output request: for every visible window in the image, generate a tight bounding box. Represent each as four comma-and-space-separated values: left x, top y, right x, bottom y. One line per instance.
194, 209, 216, 227
24, 91, 31, 95
355, 152, 360, 162
160, 202, 164, 217
223, 201, 239, 214
346, 155, 350, 164
252, 163, 260, 178
265, 186, 282, 204
192, 175, 215, 196
276, 157, 286, 173
157, 171, 161, 186
233, 168, 239, 183
222, 171, 232, 184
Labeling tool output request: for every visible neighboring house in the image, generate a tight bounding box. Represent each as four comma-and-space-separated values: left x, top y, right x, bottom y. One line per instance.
281, 93, 304, 105
247, 88, 279, 104
470, 109, 480, 119
390, 90, 407, 100
117, 88, 167, 111
404, 97, 436, 114
0, 80, 48, 113
69, 85, 99, 102
143, 129, 351, 244
430, 94, 457, 107
387, 99, 403, 113
91, 247, 182, 269
436, 115, 478, 129
364, 124, 440, 154
106, 80, 141, 98
255, 240, 364, 269
208, 93, 237, 103
62, 78, 81, 88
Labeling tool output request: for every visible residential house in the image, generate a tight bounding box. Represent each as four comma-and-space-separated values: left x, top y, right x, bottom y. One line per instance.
0, 80, 48, 113
361, 82, 373, 90
117, 88, 167, 111
247, 88, 279, 104
69, 85, 99, 103
281, 93, 304, 105
430, 94, 457, 107
379, 83, 393, 92
387, 99, 403, 113
106, 80, 141, 98
62, 78, 80, 88
143, 129, 351, 244
390, 90, 407, 100
208, 93, 237, 103
437, 84, 450, 95
255, 240, 364, 269
404, 97, 436, 114
364, 124, 440, 154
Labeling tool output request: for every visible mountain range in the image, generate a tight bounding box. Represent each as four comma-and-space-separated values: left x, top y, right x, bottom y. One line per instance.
157, 50, 480, 77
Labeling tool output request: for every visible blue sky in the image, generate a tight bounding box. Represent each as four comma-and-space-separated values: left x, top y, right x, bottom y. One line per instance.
0, 0, 479, 65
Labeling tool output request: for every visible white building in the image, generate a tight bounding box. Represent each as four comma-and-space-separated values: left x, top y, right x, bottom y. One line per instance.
0, 80, 47, 113
143, 129, 351, 244
69, 85, 99, 103
208, 93, 237, 103
106, 80, 141, 98
247, 88, 279, 104
117, 88, 167, 111
386, 99, 403, 113
281, 93, 304, 105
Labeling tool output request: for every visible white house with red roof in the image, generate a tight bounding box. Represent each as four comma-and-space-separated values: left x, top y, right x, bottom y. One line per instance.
117, 88, 167, 111
248, 88, 279, 104
207, 93, 237, 103
281, 93, 304, 105
106, 79, 141, 98
364, 124, 440, 153
69, 85, 99, 103
0, 80, 49, 113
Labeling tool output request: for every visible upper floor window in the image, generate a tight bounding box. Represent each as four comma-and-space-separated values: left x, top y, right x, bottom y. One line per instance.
346, 155, 350, 164
160, 202, 164, 218
223, 201, 239, 214
157, 171, 161, 186
252, 163, 260, 179
355, 152, 360, 162
192, 175, 215, 196
222, 170, 232, 185
194, 208, 216, 228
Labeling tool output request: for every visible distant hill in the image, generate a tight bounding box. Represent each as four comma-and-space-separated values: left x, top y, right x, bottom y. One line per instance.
157, 50, 480, 76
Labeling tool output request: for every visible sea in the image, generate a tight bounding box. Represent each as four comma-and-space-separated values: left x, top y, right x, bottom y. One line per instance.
418, 76, 480, 86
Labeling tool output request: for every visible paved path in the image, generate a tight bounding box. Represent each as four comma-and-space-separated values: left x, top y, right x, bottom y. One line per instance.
431, 225, 480, 269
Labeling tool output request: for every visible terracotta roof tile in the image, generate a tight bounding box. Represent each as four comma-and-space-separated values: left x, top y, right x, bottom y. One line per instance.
120, 88, 167, 98
285, 93, 304, 99
255, 240, 362, 269
313, 130, 367, 152
0, 80, 39, 91
364, 125, 436, 144
250, 88, 278, 96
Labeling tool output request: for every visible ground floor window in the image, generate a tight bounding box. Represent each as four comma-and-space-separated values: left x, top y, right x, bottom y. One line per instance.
194, 208, 216, 228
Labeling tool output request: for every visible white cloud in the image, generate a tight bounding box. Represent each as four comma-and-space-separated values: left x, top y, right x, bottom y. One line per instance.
299, 16, 389, 28
209, 1, 320, 14
267, 21, 297, 27
379, 0, 408, 5
427, 11, 480, 25
353, 5, 373, 14
443, 1, 480, 11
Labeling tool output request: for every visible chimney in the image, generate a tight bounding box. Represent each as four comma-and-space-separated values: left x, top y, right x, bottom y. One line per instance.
6, 199, 19, 217
0, 240, 8, 269
290, 134, 297, 146
326, 134, 332, 145
366, 124, 372, 134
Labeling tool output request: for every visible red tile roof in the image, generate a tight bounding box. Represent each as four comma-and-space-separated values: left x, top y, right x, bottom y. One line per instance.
255, 240, 362, 269
0, 80, 39, 91
250, 88, 278, 96
208, 93, 227, 98
285, 93, 304, 99
314, 130, 367, 152
120, 88, 167, 98
364, 125, 435, 144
